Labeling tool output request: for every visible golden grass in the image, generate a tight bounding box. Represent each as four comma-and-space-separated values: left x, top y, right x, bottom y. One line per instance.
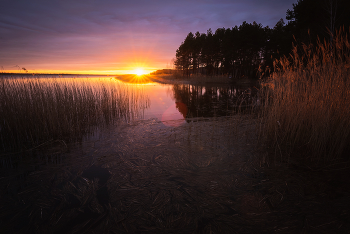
0, 77, 149, 153
259, 29, 350, 162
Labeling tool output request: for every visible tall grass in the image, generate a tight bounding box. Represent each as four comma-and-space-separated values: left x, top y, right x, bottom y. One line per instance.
0, 77, 149, 153
259, 29, 350, 162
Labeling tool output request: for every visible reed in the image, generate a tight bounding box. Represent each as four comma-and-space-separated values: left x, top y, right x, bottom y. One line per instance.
0, 77, 149, 153
259, 29, 350, 162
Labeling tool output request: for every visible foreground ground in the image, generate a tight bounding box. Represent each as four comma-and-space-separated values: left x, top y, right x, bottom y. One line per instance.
1, 116, 350, 233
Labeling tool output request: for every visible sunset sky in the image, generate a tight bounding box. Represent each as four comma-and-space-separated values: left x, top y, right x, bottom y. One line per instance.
0, 0, 296, 74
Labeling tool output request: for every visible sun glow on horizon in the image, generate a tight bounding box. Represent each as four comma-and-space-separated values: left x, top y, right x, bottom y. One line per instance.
133, 68, 147, 76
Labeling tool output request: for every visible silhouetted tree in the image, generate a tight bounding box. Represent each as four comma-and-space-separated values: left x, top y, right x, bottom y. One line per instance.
175, 32, 194, 76
286, 0, 350, 45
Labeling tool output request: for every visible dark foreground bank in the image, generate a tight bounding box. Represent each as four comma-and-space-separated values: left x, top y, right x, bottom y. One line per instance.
1, 117, 350, 233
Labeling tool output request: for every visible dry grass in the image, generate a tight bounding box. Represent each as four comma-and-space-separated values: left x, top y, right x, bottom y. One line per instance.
0, 77, 149, 153
259, 29, 350, 163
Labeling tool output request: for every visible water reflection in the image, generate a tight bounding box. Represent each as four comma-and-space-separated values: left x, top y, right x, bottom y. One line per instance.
160, 102, 187, 127
171, 83, 259, 119
113, 75, 259, 124
117, 81, 259, 125
114, 74, 155, 84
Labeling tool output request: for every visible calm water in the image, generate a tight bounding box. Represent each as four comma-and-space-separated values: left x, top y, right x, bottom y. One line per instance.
121, 78, 259, 127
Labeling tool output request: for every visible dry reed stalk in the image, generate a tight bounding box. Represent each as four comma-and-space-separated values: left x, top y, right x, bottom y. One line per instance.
0, 77, 149, 153
259, 29, 350, 162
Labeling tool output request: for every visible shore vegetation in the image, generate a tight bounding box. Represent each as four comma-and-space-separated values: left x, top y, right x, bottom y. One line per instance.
0, 77, 149, 153
258, 29, 350, 163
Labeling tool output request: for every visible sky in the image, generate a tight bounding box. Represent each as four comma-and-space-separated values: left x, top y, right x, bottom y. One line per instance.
0, 0, 297, 74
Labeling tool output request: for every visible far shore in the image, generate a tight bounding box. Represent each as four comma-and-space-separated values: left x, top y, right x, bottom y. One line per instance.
0, 73, 110, 77
115, 74, 261, 86
0, 72, 261, 87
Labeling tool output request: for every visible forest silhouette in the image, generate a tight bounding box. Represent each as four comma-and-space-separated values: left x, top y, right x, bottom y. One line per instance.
174, 0, 350, 78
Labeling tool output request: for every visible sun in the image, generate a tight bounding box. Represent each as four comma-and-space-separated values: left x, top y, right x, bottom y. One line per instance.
133, 68, 146, 76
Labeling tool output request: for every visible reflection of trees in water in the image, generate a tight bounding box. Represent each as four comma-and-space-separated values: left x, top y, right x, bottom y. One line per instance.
172, 84, 259, 118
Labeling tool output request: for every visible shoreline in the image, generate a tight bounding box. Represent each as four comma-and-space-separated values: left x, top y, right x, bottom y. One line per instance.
116, 74, 261, 86
1, 73, 261, 87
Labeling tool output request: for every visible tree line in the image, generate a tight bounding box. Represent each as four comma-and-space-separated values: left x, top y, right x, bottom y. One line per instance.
174, 0, 350, 79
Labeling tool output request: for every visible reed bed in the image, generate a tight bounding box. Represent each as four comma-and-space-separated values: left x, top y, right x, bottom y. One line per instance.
259, 29, 350, 162
0, 77, 149, 153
